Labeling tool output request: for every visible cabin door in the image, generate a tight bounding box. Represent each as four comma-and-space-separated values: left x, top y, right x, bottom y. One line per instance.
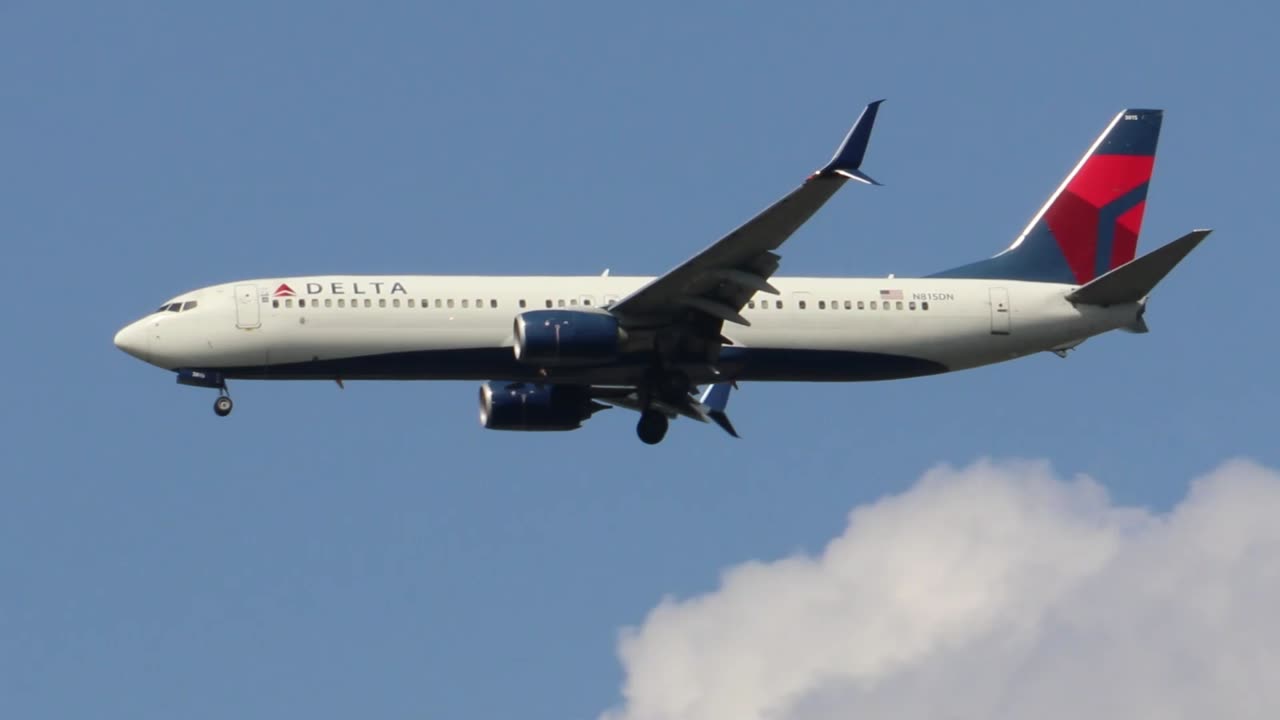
235, 285, 261, 329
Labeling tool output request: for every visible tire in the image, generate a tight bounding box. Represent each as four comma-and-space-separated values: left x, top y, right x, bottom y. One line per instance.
213, 396, 233, 417
636, 410, 669, 445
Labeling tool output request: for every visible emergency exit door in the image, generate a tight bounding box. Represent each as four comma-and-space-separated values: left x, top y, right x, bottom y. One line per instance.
989, 287, 1010, 335
235, 285, 261, 328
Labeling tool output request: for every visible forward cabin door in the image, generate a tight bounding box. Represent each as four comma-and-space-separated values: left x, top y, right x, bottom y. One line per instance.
989, 287, 1011, 335
235, 285, 261, 329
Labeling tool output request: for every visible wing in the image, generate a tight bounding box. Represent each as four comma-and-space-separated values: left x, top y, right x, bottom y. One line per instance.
609, 101, 884, 353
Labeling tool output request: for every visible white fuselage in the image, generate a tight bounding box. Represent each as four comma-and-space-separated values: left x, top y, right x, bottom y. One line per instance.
114, 274, 1142, 387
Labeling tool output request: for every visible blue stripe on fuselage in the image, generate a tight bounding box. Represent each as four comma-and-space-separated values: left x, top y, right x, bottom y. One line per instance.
204, 347, 948, 384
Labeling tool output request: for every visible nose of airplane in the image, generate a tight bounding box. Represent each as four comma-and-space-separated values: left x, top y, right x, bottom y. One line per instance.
113, 321, 151, 363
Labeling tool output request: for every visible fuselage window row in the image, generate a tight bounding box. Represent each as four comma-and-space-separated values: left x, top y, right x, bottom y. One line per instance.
746, 298, 930, 311
266, 295, 928, 313
270, 297, 507, 310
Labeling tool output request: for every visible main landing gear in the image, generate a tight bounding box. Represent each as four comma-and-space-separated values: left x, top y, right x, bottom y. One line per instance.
633, 366, 685, 445
213, 388, 234, 417
636, 409, 669, 445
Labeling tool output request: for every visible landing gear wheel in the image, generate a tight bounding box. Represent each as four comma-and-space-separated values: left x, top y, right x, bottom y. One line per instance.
637, 410, 669, 445
213, 395, 233, 417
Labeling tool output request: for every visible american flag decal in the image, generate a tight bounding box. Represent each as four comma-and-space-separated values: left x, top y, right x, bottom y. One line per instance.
879, 289, 903, 300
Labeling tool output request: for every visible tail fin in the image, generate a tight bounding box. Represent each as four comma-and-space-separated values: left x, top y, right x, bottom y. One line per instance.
932, 109, 1163, 284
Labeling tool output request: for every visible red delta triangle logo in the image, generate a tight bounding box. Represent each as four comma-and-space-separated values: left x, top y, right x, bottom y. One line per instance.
273, 283, 297, 298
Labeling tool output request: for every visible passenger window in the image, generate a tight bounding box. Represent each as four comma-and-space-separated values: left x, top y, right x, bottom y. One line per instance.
844, 300, 851, 310
408, 299, 415, 308
776, 301, 783, 309
883, 302, 890, 311
519, 299, 527, 308
760, 300, 769, 309
379, 298, 387, 308
896, 301, 903, 310
394, 299, 401, 308
831, 301, 838, 311
583, 298, 591, 306
182, 301, 198, 311
338, 299, 345, 308
461, 299, 469, 308
447, 299, 454, 308
557, 299, 565, 308
799, 301, 806, 310
490, 299, 498, 308
909, 301, 916, 310
272, 299, 279, 308
922, 301, 930, 311
364, 299, 372, 308
857, 301, 864, 310
285, 299, 293, 308
818, 301, 825, 309
748, 300, 755, 309
870, 301, 876, 309
545, 299, 553, 308
324, 299, 332, 308
435, 299, 443, 308
569, 298, 578, 306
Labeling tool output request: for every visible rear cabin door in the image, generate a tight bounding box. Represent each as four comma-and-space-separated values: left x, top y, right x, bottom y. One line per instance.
989, 287, 1011, 335
235, 285, 261, 329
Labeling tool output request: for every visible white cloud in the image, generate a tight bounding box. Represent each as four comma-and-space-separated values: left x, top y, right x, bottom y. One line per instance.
602, 459, 1280, 720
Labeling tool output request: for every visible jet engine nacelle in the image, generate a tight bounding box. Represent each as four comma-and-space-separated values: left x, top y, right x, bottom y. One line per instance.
478, 381, 598, 431
512, 310, 626, 366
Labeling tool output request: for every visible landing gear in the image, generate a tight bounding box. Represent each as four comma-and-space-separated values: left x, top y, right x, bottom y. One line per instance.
213, 392, 233, 417
637, 409, 669, 445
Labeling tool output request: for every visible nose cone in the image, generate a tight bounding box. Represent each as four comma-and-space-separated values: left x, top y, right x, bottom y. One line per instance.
113, 321, 151, 363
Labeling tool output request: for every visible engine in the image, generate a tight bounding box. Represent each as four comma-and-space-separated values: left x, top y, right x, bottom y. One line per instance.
478, 382, 599, 431
512, 310, 625, 366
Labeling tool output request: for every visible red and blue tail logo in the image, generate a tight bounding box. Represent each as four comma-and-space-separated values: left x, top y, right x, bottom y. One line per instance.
933, 109, 1162, 284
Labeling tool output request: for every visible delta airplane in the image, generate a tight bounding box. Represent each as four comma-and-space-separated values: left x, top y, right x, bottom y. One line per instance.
114, 102, 1209, 444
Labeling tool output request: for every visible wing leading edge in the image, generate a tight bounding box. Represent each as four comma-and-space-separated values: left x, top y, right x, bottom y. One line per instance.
609, 101, 885, 335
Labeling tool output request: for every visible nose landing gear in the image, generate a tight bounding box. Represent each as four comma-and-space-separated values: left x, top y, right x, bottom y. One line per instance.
176, 369, 234, 417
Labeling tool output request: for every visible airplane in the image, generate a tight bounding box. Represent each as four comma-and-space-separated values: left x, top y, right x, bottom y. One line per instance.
113, 102, 1210, 444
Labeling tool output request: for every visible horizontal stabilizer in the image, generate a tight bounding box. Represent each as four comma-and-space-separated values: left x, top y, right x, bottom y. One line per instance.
1067, 229, 1211, 306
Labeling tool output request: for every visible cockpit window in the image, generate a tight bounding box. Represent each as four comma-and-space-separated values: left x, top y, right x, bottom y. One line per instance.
156, 300, 197, 314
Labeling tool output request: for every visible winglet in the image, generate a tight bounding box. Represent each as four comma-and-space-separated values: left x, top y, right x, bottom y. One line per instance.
1066, 229, 1211, 306
815, 100, 884, 185
698, 382, 740, 438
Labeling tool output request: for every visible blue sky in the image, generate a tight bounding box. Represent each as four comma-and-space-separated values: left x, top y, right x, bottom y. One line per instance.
3, 2, 1277, 718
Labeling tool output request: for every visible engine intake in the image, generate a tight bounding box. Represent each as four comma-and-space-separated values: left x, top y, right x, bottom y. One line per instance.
478, 382, 599, 431
513, 310, 625, 366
